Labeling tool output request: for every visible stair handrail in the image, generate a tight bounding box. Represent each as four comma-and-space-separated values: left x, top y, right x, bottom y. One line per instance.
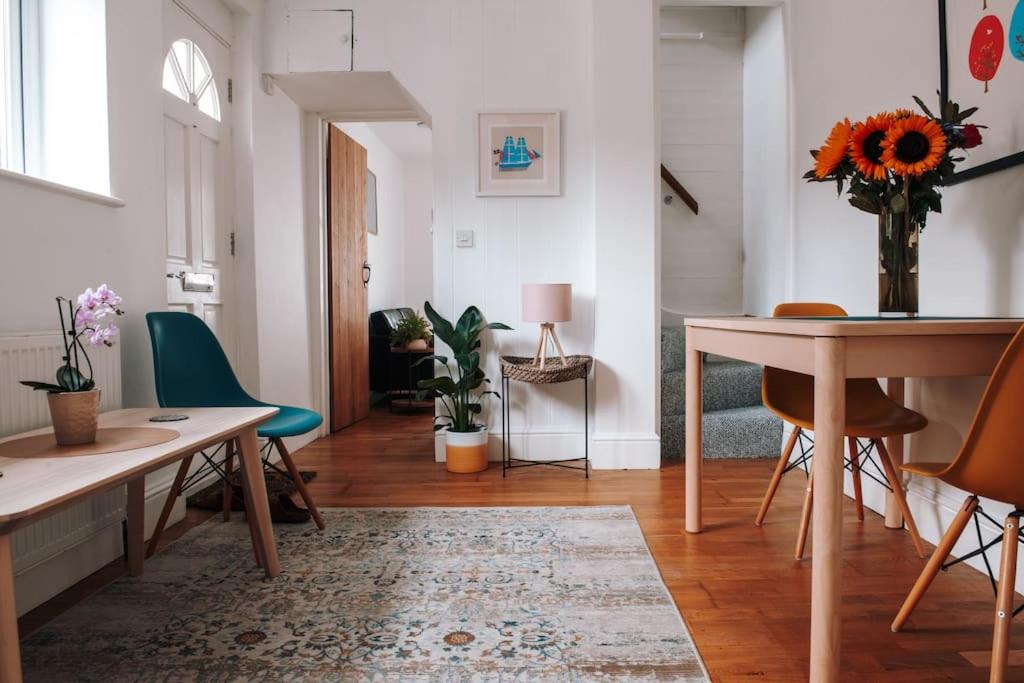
660, 164, 699, 216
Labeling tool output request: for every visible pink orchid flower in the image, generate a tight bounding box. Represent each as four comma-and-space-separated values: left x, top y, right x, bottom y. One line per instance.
95, 284, 122, 307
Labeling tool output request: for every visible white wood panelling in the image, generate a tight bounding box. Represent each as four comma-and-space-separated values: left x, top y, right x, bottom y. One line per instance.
660, 7, 745, 318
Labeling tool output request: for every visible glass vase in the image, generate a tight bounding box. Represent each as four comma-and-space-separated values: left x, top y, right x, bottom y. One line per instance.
878, 209, 919, 316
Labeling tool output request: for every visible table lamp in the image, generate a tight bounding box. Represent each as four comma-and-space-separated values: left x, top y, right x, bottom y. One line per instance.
522, 283, 572, 368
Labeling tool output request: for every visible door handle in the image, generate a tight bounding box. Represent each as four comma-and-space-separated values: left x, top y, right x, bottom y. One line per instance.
362, 261, 372, 288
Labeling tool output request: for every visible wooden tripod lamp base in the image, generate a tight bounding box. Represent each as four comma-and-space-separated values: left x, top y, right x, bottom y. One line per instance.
522, 283, 573, 370
532, 322, 568, 368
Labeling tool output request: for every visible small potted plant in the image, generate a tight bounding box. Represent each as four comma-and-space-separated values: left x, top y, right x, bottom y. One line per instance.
416, 302, 511, 473
390, 310, 433, 351
20, 285, 124, 445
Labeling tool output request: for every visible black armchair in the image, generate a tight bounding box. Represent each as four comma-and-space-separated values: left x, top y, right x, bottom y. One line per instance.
369, 308, 434, 394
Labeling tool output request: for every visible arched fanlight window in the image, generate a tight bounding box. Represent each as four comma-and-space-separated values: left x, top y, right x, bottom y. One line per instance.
162, 39, 220, 121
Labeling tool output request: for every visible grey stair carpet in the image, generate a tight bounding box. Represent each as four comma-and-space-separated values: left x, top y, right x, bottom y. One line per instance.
661, 326, 782, 459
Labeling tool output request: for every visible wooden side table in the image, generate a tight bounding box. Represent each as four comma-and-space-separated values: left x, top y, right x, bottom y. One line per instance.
387, 345, 434, 413
499, 355, 593, 478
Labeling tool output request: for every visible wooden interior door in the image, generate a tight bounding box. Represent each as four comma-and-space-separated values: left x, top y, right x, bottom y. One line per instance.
327, 126, 370, 431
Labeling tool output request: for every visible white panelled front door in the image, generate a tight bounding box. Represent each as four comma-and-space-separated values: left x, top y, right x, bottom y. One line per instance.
161, 0, 236, 363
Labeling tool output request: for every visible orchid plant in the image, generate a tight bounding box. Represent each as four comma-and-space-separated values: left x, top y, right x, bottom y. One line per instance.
20, 285, 125, 393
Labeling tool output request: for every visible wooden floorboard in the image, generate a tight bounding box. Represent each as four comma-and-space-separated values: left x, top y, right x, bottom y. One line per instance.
20, 408, 1020, 682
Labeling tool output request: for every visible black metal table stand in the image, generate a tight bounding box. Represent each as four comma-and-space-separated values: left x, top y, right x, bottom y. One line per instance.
500, 364, 589, 478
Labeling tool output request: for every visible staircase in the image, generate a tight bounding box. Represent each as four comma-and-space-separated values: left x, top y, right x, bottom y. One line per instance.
661, 325, 782, 459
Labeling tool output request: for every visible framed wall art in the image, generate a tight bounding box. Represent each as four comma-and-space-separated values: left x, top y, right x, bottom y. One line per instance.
939, 0, 1024, 184
476, 111, 561, 196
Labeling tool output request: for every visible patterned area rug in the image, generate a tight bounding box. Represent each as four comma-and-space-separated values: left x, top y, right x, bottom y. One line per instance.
21, 507, 709, 682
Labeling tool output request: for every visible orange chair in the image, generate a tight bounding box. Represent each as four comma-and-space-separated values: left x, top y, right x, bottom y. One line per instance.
756, 303, 929, 559
892, 324, 1024, 682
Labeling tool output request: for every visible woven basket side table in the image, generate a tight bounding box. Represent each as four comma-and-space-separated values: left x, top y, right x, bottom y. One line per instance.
500, 355, 593, 478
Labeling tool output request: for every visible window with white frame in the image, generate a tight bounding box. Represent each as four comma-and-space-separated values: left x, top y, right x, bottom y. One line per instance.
0, 0, 110, 195
162, 38, 221, 122
0, 0, 23, 172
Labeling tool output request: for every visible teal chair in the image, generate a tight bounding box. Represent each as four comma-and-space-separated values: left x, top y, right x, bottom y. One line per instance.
145, 312, 324, 556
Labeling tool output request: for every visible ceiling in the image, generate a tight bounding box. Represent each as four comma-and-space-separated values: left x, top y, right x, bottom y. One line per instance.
364, 122, 432, 163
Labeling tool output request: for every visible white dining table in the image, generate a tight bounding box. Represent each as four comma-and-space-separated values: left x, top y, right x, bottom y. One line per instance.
0, 406, 280, 683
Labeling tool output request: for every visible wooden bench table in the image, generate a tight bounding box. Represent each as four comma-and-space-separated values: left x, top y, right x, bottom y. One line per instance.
683, 316, 1023, 682
0, 406, 280, 683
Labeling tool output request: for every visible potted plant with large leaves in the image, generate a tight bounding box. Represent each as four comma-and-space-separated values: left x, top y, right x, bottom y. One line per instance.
415, 302, 511, 473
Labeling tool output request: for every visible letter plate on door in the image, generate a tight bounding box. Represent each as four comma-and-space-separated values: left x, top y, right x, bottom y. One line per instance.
182, 272, 215, 292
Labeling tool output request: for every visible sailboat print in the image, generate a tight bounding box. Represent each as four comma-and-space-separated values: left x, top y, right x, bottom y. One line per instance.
495, 135, 541, 171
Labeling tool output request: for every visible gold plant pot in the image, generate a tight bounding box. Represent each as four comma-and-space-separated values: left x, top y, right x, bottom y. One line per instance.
47, 390, 101, 446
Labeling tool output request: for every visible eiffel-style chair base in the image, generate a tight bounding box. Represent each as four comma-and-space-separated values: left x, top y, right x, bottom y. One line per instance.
756, 426, 921, 560
792, 437, 925, 560
146, 436, 324, 559
892, 498, 1022, 682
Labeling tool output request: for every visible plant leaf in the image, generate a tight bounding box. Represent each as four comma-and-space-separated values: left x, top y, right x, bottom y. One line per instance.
423, 301, 456, 349
913, 95, 935, 119
19, 380, 65, 392
412, 353, 448, 368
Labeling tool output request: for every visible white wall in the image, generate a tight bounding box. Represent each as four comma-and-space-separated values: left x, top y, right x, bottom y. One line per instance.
593, 0, 661, 467
660, 7, 745, 320
741, 5, 788, 316
781, 0, 1024, 584
251, 42, 316, 430
403, 158, 434, 308
0, 0, 165, 407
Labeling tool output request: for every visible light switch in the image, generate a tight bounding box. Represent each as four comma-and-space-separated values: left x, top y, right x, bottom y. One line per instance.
456, 230, 475, 248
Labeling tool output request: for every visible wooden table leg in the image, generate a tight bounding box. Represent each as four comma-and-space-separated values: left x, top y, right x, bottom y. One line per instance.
884, 377, 905, 529
237, 428, 280, 577
0, 534, 23, 683
810, 336, 846, 683
685, 333, 703, 534
125, 477, 145, 577
235, 447, 265, 569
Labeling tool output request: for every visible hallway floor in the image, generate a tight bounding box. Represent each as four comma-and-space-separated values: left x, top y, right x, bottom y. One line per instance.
21, 409, 1020, 681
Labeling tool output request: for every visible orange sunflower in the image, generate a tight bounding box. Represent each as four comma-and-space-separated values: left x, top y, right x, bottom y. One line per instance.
889, 108, 916, 119
849, 114, 893, 181
813, 118, 852, 179
881, 115, 948, 177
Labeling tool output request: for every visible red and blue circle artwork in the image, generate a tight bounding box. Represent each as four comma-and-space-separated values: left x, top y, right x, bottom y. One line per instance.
969, 15, 1005, 92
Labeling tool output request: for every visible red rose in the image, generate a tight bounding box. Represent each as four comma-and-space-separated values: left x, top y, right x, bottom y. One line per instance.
961, 124, 983, 149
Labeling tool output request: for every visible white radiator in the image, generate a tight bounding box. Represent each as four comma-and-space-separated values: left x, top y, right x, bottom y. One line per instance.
0, 333, 124, 584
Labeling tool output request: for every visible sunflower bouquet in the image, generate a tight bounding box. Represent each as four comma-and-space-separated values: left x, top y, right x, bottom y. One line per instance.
804, 96, 983, 228
803, 96, 983, 314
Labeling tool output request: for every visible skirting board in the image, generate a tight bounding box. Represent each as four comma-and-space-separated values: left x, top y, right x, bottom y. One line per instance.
780, 424, 1024, 590
433, 431, 661, 470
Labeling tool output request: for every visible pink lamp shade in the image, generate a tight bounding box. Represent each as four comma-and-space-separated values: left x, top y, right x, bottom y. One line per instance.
522, 283, 572, 323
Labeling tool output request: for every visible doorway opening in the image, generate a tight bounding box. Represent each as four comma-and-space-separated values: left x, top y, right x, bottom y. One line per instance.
657, 3, 790, 459
325, 121, 434, 433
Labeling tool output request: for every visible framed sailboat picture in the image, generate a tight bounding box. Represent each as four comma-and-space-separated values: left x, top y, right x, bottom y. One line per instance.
476, 111, 561, 196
